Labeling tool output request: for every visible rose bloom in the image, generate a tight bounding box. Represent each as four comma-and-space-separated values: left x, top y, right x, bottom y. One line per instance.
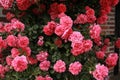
0, 37, 7, 50
60, 15, 73, 28
104, 38, 110, 45
6, 35, 17, 47
36, 51, 49, 62
83, 39, 93, 52
6, 56, 13, 66
43, 21, 56, 36
36, 76, 45, 80
58, 13, 66, 18
89, 24, 101, 39
74, 14, 88, 24
0, 64, 6, 78
4, 23, 13, 33
101, 45, 108, 51
85, 6, 95, 16
105, 53, 118, 67
61, 28, 73, 40
53, 60, 66, 73
27, 56, 38, 65
69, 61, 82, 75
58, 3, 66, 13
92, 64, 108, 80
111, 0, 119, 6
71, 42, 84, 56
12, 19, 25, 31
11, 48, 20, 58
37, 36, 44, 46
115, 38, 120, 48
45, 75, 53, 80
94, 37, 102, 46
11, 55, 28, 72
101, 6, 111, 15
17, 36, 29, 48
68, 31, 84, 43
0, 0, 14, 9
85, 6, 96, 23
97, 15, 108, 24
48, 2, 59, 19
39, 60, 50, 71
0, 22, 5, 33
16, 0, 31, 10
6, 12, 15, 21
96, 51, 105, 59
55, 25, 66, 36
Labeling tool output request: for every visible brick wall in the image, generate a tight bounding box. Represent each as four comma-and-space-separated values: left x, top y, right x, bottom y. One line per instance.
102, 8, 115, 35
101, 8, 115, 53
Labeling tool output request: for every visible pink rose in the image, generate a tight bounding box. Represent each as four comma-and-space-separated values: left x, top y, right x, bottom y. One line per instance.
6, 35, 17, 47
27, 56, 38, 65
83, 39, 93, 52
17, 36, 29, 48
16, 0, 31, 10
60, 15, 73, 28
43, 21, 56, 36
58, 3, 66, 13
6, 56, 13, 66
111, 0, 119, 6
36, 76, 45, 80
74, 14, 88, 24
36, 51, 49, 62
85, 6, 96, 23
0, 22, 5, 33
71, 42, 84, 56
11, 55, 28, 72
48, 2, 59, 19
97, 15, 108, 24
0, 0, 13, 9
12, 19, 25, 31
39, 60, 50, 71
37, 36, 44, 46
45, 75, 53, 80
53, 60, 66, 73
101, 45, 108, 51
89, 24, 101, 39
4, 23, 13, 33
105, 53, 118, 67
92, 64, 108, 80
85, 6, 95, 15
55, 25, 65, 36
0, 64, 6, 78
69, 61, 82, 75
61, 28, 73, 40
6, 12, 15, 21
0, 37, 7, 50
104, 38, 110, 45
68, 31, 84, 43
11, 48, 20, 58
96, 51, 105, 59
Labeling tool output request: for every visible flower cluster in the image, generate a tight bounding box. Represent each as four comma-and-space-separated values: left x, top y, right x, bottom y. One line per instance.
92, 64, 108, 80
0, 0, 119, 80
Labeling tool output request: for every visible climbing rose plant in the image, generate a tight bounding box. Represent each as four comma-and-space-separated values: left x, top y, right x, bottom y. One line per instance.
0, 0, 119, 80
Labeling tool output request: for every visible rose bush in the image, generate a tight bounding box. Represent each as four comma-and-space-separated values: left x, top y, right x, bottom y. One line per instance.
0, 0, 119, 80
